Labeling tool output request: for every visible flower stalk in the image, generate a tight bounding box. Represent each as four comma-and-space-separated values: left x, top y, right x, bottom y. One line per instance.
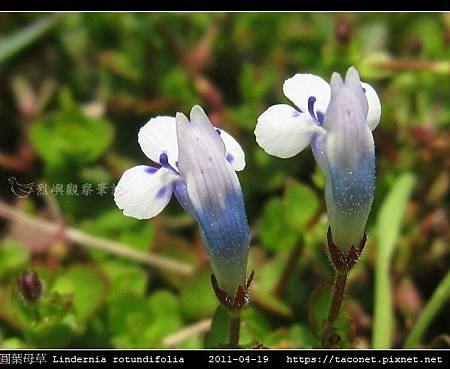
321, 227, 367, 347
211, 270, 254, 348
327, 273, 348, 325
228, 312, 241, 348
322, 272, 348, 347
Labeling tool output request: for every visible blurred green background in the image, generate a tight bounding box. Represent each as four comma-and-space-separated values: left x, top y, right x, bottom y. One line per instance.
0, 12, 449, 349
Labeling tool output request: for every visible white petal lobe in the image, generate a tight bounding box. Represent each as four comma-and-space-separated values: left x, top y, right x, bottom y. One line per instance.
114, 165, 175, 220
283, 73, 331, 115
138, 116, 179, 168
255, 104, 325, 159
362, 82, 381, 130
217, 129, 246, 171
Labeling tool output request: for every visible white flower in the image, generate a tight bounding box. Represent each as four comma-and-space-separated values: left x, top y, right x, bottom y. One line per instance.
114, 105, 249, 296
255, 67, 381, 251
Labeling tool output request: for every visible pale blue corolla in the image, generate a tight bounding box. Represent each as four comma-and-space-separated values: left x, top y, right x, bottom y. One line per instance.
255, 67, 381, 252
114, 105, 250, 296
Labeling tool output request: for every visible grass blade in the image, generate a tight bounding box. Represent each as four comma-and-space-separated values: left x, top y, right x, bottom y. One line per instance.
0, 15, 61, 65
372, 173, 416, 348
404, 270, 450, 348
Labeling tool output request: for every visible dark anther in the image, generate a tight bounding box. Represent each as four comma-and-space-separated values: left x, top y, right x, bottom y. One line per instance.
211, 271, 255, 311
326, 226, 367, 273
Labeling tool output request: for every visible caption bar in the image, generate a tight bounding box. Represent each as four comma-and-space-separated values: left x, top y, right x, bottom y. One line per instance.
0, 350, 448, 368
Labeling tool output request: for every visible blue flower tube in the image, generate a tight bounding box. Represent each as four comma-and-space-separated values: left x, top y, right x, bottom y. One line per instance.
255, 66, 381, 251
114, 105, 250, 297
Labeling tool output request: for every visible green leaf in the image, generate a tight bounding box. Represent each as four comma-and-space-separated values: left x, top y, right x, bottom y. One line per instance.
0, 15, 61, 65
51, 264, 107, 322
0, 239, 29, 279
30, 291, 79, 348
373, 173, 416, 348
108, 290, 182, 348
101, 260, 148, 300
0, 284, 32, 331
259, 198, 299, 251
239, 307, 271, 346
179, 268, 217, 321
108, 294, 151, 348
145, 290, 182, 347
31, 311, 78, 348
28, 92, 114, 168
259, 181, 319, 252
283, 180, 319, 229
205, 305, 230, 348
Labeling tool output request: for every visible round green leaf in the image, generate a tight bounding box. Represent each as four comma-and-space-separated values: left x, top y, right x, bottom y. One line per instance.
259, 198, 299, 251
29, 99, 113, 168
51, 264, 107, 322
283, 180, 319, 229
